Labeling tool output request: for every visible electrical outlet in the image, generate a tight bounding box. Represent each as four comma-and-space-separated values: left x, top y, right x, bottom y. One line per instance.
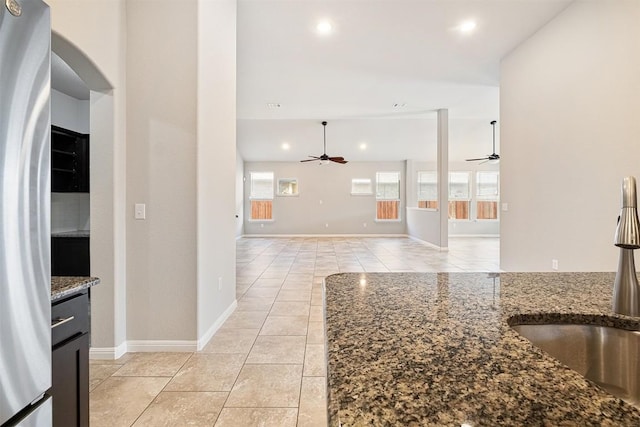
363, 222, 367, 228
325, 223, 329, 228
218, 277, 222, 291
552, 259, 559, 271
502, 203, 509, 212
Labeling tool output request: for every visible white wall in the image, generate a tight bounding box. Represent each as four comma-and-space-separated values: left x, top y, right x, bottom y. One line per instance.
51, 193, 90, 233
500, 0, 640, 271
51, 89, 91, 233
236, 149, 245, 238
196, 0, 238, 346
244, 161, 406, 235
52, 89, 89, 133
126, 0, 198, 342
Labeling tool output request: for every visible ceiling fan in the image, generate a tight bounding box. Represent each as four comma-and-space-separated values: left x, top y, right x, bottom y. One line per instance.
300, 121, 348, 164
466, 120, 499, 163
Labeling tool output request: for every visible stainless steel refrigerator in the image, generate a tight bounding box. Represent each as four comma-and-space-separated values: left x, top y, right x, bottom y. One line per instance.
0, 0, 52, 425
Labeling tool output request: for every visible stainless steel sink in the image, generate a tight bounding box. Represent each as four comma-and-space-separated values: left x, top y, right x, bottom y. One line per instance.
512, 323, 640, 407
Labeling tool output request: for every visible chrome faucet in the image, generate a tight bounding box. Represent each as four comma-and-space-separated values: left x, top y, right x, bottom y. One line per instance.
613, 176, 640, 316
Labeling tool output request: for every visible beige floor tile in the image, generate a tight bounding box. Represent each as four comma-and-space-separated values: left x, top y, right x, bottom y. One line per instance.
260, 315, 308, 336
201, 328, 259, 354
270, 301, 310, 316
310, 289, 323, 306
259, 271, 290, 280
132, 391, 227, 427
90, 352, 135, 365
251, 278, 285, 288
236, 297, 274, 312
225, 364, 302, 407
306, 321, 325, 345
280, 281, 313, 291
309, 305, 324, 321
214, 408, 298, 427
221, 310, 268, 329
276, 289, 312, 302
90, 376, 169, 427
89, 364, 122, 392
246, 335, 306, 364
165, 353, 245, 392
243, 287, 281, 299
113, 352, 191, 377
297, 376, 328, 427
303, 344, 327, 377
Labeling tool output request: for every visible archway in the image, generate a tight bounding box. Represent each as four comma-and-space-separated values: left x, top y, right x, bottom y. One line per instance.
51, 31, 126, 357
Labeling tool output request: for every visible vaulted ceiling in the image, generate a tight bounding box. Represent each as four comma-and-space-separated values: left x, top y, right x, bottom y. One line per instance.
236, 0, 572, 162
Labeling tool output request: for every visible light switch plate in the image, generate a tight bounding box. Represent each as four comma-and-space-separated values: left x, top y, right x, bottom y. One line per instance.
135, 203, 146, 220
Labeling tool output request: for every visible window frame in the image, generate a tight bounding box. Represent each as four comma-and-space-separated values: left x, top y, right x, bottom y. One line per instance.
249, 171, 274, 222
375, 171, 401, 222
448, 171, 471, 221
277, 177, 299, 197
417, 170, 438, 210
351, 178, 373, 196
476, 171, 500, 221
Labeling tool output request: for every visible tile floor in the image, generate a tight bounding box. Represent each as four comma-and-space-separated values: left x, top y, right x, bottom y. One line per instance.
89, 236, 499, 426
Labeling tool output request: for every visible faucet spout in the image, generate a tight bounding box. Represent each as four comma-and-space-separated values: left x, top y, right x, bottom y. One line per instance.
613, 248, 640, 316
613, 176, 640, 317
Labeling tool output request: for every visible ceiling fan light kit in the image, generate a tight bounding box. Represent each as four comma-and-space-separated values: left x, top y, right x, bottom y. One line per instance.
300, 121, 348, 165
466, 120, 500, 164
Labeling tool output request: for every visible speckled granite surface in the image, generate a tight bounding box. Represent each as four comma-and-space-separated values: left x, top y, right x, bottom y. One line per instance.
51, 276, 100, 301
51, 230, 90, 238
324, 272, 640, 426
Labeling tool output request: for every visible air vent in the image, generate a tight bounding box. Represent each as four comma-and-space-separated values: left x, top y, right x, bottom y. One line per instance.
267, 103, 281, 109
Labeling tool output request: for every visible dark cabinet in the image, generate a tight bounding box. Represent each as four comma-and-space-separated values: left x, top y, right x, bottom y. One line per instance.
51, 291, 90, 427
51, 126, 90, 193
52, 237, 90, 276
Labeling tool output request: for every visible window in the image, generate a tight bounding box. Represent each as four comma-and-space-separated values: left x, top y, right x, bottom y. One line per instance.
376, 172, 400, 220
476, 171, 499, 220
351, 178, 372, 195
250, 172, 274, 220
277, 178, 298, 196
448, 172, 470, 220
417, 171, 438, 209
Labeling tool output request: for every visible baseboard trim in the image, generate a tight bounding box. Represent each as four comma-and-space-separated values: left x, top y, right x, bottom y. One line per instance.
408, 235, 448, 251
449, 234, 500, 238
126, 340, 198, 353
197, 299, 237, 351
242, 233, 409, 238
89, 301, 239, 358
90, 341, 128, 360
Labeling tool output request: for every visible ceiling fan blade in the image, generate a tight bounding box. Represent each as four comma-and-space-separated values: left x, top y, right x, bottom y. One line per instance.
300, 157, 320, 162
330, 158, 348, 164
466, 157, 490, 161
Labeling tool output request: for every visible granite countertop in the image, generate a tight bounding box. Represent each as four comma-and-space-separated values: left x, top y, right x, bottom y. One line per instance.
51, 230, 90, 238
51, 276, 100, 301
324, 272, 640, 426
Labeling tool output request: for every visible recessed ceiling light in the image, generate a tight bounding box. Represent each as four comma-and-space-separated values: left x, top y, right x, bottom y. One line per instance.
316, 20, 333, 35
458, 20, 477, 34
281, 143, 290, 150
266, 103, 281, 109
359, 143, 367, 150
